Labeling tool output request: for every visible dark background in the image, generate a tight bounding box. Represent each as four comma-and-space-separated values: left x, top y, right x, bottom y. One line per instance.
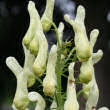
0, 0, 110, 110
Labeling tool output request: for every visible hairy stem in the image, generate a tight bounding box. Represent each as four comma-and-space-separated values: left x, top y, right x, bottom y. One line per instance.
55, 48, 63, 110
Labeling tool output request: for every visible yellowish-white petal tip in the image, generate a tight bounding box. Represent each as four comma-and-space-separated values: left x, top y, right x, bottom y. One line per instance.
97, 49, 103, 55
91, 29, 99, 37
98, 107, 109, 110
77, 5, 85, 14
52, 44, 57, 52
28, 1, 35, 11
6, 57, 14, 65
28, 92, 38, 102
78, 5, 85, 10
93, 29, 99, 34
59, 22, 64, 28
64, 14, 70, 21
58, 22, 64, 31
92, 49, 103, 64
95, 49, 103, 60
77, 5, 85, 20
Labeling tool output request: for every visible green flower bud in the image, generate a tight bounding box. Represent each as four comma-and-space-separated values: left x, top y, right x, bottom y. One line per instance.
29, 35, 39, 56
79, 57, 93, 84
41, 0, 55, 31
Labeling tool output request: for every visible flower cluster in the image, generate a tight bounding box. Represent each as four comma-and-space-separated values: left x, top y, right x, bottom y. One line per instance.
6, 1, 109, 110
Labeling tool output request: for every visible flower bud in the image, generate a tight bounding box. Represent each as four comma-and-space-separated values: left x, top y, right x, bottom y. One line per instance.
28, 92, 46, 110
41, 0, 55, 31
6, 59, 29, 110
32, 34, 48, 76
79, 57, 93, 84
64, 63, 79, 110
82, 49, 103, 99
43, 45, 57, 96
13, 72, 29, 110
43, 75, 57, 96
23, 1, 39, 50
29, 35, 39, 56
58, 22, 64, 46
30, 3, 48, 76
82, 68, 99, 100
79, 28, 101, 84
85, 84, 99, 110
64, 6, 91, 62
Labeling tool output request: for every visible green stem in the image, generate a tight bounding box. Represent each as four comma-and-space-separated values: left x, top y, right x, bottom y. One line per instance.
77, 89, 84, 98
51, 22, 61, 47
65, 47, 76, 63
55, 48, 62, 110
50, 21, 62, 109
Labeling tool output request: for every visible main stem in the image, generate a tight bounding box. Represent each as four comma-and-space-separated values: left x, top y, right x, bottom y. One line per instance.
56, 48, 62, 110
51, 22, 62, 110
